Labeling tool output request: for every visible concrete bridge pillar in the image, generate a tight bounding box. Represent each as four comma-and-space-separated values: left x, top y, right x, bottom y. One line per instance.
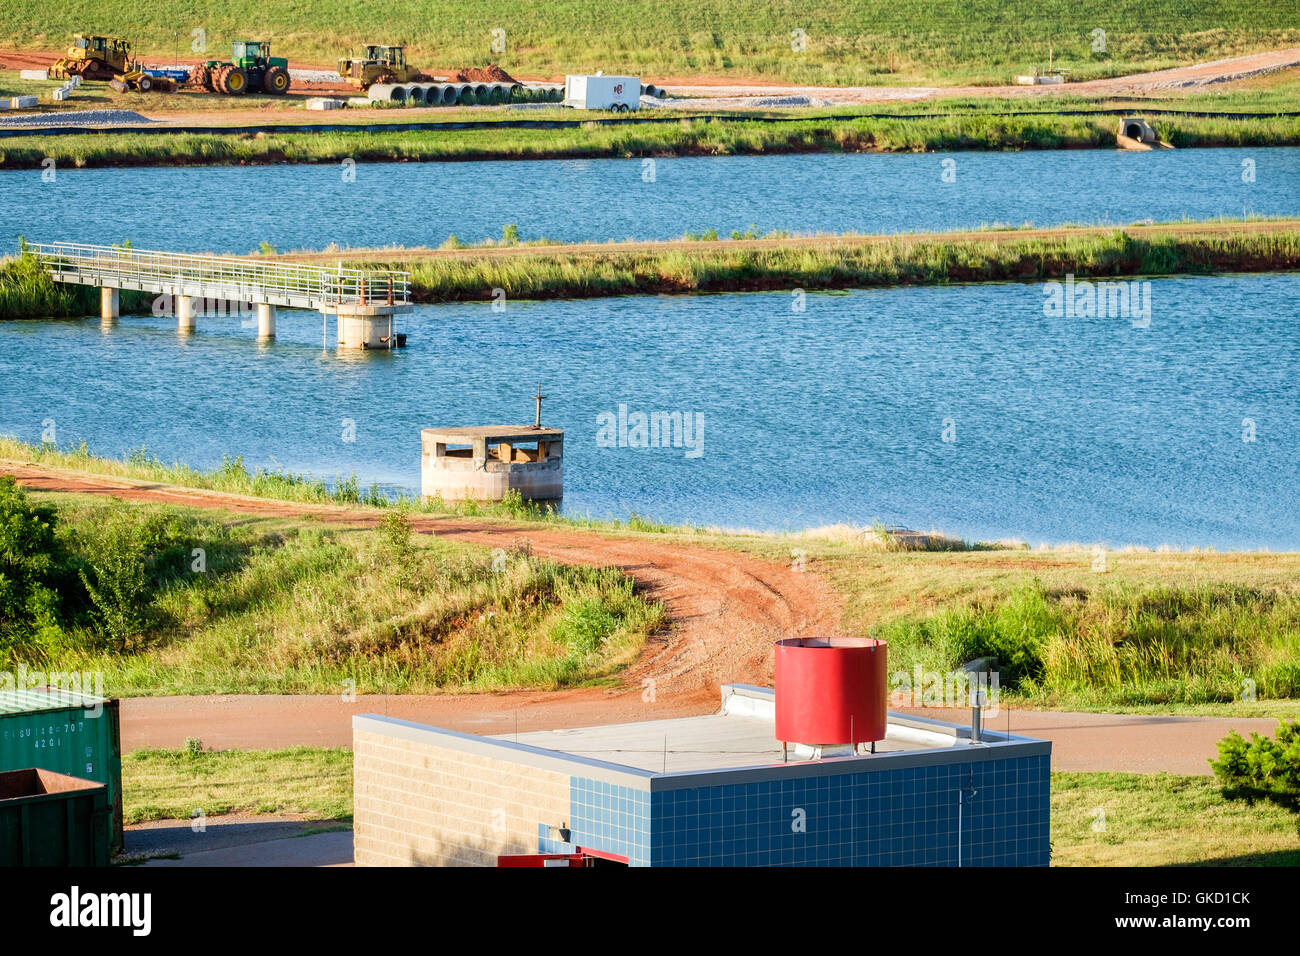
100, 287, 119, 321
335, 312, 394, 349
176, 294, 195, 333
257, 303, 277, 340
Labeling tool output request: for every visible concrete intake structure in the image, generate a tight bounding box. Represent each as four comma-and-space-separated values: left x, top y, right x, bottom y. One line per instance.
421, 426, 564, 503
30, 241, 411, 350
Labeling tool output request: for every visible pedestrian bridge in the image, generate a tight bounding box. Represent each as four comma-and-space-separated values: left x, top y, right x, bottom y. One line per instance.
30, 241, 413, 348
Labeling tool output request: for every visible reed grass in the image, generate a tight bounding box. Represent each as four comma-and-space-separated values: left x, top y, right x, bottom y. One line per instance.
11, 493, 665, 696
2, 110, 1298, 172
6, 224, 1300, 315
875, 580, 1300, 706
381, 226, 1300, 301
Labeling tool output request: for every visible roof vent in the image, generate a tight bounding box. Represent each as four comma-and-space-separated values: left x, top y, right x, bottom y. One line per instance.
775, 637, 887, 758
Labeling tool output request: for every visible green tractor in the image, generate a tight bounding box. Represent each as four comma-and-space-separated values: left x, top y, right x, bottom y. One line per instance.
191, 40, 290, 95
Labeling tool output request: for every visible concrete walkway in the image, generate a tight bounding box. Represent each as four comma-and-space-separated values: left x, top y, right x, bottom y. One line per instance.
128, 815, 352, 867
897, 707, 1278, 775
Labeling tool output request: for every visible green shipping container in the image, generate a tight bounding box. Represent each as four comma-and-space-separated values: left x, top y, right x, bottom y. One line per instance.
0, 768, 111, 866
0, 689, 123, 853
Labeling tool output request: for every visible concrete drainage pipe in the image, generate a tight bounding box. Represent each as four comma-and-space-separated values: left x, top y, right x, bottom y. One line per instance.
368, 83, 408, 102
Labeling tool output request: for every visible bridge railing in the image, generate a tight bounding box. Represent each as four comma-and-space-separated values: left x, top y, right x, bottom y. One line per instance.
28, 241, 410, 307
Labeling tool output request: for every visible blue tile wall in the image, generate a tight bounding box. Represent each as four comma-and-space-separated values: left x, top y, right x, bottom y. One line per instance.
566, 777, 652, 866
646, 753, 1050, 867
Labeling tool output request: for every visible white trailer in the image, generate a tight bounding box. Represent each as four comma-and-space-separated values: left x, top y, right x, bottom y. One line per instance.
564, 74, 640, 111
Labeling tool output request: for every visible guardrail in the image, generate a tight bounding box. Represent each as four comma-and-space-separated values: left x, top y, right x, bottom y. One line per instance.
29, 241, 409, 308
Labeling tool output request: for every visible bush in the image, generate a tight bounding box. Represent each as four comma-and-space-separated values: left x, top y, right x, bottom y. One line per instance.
0, 476, 67, 655
74, 504, 209, 652
1211, 720, 1300, 828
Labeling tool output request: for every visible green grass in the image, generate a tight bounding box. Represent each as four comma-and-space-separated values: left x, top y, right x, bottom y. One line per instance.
9, 223, 1297, 317
0, 436, 709, 538
0, 250, 151, 319
4, 490, 665, 696
119, 747, 1300, 865
6, 0, 1300, 86
3, 108, 1299, 171
7, 443, 1300, 712
794, 539, 1300, 713
389, 225, 1300, 302
875, 581, 1300, 706
1053, 772, 1300, 865
123, 745, 353, 823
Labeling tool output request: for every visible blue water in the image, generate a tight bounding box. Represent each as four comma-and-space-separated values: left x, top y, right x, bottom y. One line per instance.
3, 273, 1298, 549
1, 148, 1297, 250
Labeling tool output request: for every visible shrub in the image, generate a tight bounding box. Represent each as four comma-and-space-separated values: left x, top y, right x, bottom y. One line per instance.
0, 476, 67, 655
1211, 721, 1300, 828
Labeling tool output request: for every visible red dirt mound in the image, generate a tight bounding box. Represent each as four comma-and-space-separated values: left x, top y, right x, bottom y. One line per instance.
453, 64, 517, 83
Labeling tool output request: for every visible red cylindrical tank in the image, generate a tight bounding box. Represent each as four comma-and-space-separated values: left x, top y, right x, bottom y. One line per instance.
774, 637, 888, 746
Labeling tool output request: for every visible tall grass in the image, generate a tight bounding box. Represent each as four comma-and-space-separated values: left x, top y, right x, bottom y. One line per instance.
0, 249, 152, 319
877, 581, 1300, 706
2, 1, 1296, 86
3, 111, 1299, 172
0, 436, 705, 536
386, 226, 1300, 301
8, 495, 665, 696
8, 224, 1299, 314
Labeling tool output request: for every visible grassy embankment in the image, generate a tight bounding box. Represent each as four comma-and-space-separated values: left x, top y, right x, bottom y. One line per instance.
5, 223, 1300, 315
0, 480, 665, 696
119, 747, 1300, 865
5, 439, 1300, 715
337, 223, 1300, 302
2, 108, 1298, 171
2, 0, 1297, 86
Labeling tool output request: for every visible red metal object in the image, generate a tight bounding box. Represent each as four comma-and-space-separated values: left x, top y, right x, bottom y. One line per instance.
498, 852, 587, 867
497, 847, 629, 867
774, 636, 888, 746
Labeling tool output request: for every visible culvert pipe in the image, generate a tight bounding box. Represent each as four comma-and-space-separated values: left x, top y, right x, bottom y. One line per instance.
368, 83, 407, 102
471, 84, 490, 104
431, 84, 455, 106
485, 83, 507, 104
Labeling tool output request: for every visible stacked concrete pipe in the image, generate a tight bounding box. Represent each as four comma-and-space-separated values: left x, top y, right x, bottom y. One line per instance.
368, 83, 408, 102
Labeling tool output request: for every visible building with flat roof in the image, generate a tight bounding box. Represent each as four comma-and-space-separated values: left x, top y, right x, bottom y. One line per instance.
352, 683, 1051, 867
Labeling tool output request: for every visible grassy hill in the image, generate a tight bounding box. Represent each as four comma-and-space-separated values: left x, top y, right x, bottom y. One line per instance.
6, 0, 1299, 85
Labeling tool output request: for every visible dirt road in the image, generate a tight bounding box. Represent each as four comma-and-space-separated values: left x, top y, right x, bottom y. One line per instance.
661, 48, 1300, 108
7, 460, 840, 725
8, 461, 1283, 774
3, 47, 1296, 128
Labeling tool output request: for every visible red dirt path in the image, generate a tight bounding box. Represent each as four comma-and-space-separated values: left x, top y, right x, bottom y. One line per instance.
5, 461, 839, 734
5, 462, 1282, 773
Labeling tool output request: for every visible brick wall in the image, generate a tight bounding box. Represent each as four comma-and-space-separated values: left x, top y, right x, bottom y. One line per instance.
353, 726, 570, 867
